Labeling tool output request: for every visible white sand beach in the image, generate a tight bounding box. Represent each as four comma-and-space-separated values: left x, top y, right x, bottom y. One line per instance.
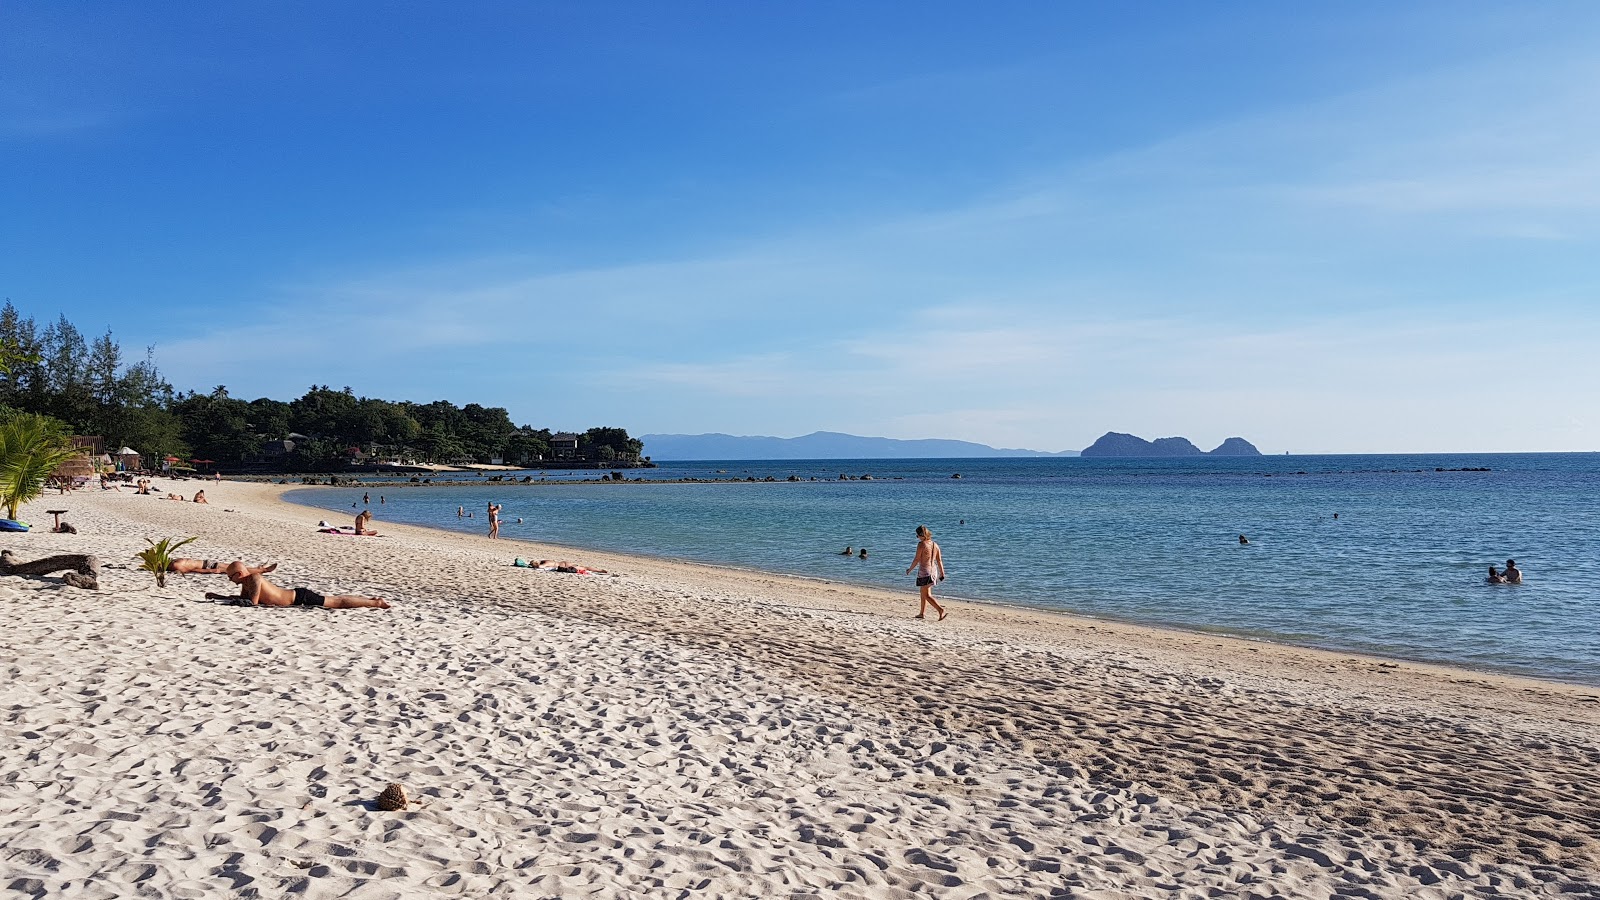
3, 481, 1598, 898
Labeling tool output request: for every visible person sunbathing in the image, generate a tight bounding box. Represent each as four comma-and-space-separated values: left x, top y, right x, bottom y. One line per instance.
354, 509, 377, 535
205, 561, 390, 609
535, 559, 608, 575
171, 558, 276, 577
193, 490, 208, 504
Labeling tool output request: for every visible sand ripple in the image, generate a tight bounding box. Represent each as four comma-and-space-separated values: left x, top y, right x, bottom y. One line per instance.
2, 483, 1597, 897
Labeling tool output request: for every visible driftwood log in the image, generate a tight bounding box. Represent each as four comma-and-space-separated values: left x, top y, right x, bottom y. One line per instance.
0, 550, 100, 590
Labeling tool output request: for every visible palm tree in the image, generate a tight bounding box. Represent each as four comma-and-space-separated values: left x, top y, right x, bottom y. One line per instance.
0, 413, 80, 521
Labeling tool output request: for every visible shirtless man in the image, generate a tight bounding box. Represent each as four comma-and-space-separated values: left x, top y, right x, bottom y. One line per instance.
205, 561, 390, 609
1504, 559, 1523, 584
171, 558, 276, 577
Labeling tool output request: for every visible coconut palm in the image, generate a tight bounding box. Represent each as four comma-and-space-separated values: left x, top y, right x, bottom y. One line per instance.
0, 412, 80, 521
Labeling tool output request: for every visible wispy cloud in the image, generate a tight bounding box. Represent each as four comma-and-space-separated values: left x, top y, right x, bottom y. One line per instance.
151, 19, 1600, 452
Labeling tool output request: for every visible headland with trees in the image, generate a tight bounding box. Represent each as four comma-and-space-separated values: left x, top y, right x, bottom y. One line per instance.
0, 302, 647, 475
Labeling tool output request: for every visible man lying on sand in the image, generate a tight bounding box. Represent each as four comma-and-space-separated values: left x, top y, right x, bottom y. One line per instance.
204, 561, 390, 609
514, 558, 609, 575
170, 558, 276, 577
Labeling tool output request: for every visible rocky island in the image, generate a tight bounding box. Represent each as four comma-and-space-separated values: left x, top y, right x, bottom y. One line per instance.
1081, 432, 1262, 458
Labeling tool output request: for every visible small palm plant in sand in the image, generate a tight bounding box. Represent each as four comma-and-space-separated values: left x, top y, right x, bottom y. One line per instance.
137, 536, 196, 588
0, 412, 80, 521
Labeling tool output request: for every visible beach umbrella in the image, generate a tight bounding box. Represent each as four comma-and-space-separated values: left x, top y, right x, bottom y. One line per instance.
52, 454, 96, 480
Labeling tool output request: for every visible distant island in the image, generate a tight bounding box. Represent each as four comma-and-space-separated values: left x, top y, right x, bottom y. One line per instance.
1081, 432, 1262, 458
640, 431, 1081, 461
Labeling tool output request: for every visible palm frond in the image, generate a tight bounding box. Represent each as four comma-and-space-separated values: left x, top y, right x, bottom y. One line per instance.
136, 536, 198, 580
0, 413, 82, 520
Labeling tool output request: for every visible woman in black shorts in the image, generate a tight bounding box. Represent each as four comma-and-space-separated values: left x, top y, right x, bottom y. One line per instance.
905, 524, 947, 620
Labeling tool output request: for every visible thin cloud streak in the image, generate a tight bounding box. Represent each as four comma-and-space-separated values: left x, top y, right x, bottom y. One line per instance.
146, 23, 1600, 453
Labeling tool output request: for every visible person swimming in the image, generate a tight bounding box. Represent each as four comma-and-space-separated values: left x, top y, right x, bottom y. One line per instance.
1487, 565, 1505, 584
841, 546, 853, 555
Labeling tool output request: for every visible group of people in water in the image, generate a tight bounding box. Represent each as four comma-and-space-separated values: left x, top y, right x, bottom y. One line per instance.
1487, 559, 1523, 584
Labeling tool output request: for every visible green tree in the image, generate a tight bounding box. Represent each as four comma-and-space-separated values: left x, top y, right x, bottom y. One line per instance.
0, 412, 79, 520
580, 427, 643, 462
0, 302, 42, 380
248, 397, 293, 438
172, 387, 253, 463
413, 423, 466, 463
459, 403, 515, 461
290, 386, 361, 443
0, 303, 47, 413
504, 427, 550, 465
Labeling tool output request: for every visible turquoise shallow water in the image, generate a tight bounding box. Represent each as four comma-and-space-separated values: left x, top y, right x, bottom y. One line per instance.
288, 453, 1600, 685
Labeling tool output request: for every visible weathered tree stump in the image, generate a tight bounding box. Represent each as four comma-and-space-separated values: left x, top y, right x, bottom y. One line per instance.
0, 550, 100, 590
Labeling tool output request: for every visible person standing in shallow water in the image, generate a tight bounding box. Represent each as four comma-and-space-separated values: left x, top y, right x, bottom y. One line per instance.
1503, 559, 1523, 584
906, 524, 947, 621
487, 502, 501, 539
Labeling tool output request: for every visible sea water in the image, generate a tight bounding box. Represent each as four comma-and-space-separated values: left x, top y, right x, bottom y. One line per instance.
287, 454, 1600, 684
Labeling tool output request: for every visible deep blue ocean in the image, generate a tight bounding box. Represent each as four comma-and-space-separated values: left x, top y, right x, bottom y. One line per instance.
288, 454, 1600, 684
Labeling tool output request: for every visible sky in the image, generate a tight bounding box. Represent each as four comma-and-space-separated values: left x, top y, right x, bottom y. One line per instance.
4, 2, 1599, 454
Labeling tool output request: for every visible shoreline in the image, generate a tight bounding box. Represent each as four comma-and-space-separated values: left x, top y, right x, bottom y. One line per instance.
281, 484, 1593, 690
272, 486, 1600, 707
4, 480, 1598, 896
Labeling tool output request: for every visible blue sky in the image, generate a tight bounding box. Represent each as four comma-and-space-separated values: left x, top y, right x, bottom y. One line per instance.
4, 3, 1598, 453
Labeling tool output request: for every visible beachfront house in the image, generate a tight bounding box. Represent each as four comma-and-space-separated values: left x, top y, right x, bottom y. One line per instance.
256, 437, 297, 462
550, 432, 580, 461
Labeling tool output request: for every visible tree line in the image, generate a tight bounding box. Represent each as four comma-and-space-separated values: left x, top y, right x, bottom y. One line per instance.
0, 302, 644, 471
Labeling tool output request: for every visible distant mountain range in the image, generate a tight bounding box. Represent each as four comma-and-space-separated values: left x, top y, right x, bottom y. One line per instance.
1080, 432, 1262, 457
640, 431, 1081, 460
640, 430, 1262, 460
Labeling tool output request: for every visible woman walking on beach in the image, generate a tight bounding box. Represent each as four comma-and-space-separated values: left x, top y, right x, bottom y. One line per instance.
906, 525, 946, 620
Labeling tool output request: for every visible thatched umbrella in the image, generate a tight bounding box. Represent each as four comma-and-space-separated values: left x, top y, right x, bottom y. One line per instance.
52, 454, 97, 483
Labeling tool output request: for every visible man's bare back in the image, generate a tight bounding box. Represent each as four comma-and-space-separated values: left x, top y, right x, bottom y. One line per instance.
206, 562, 390, 609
